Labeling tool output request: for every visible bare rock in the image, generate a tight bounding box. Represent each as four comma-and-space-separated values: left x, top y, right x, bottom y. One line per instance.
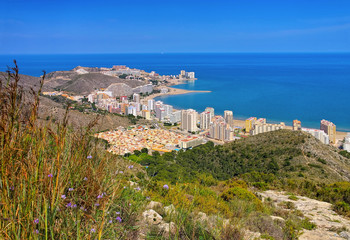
159, 222, 177, 238
244, 229, 261, 240
340, 231, 350, 240
146, 201, 163, 210
271, 215, 285, 222
164, 204, 176, 216
196, 212, 208, 223
142, 209, 163, 225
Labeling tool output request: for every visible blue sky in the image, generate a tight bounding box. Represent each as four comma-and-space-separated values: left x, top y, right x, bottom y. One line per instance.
1, 0, 349, 54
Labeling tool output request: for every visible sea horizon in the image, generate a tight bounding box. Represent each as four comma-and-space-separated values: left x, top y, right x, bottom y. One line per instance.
1, 53, 349, 132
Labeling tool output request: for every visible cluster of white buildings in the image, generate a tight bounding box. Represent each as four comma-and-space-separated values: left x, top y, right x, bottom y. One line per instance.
344, 133, 350, 152
179, 70, 196, 79
148, 99, 182, 124
293, 119, 336, 145
179, 107, 238, 142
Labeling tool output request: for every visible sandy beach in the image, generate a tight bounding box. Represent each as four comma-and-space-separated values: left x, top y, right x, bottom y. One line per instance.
142, 86, 211, 104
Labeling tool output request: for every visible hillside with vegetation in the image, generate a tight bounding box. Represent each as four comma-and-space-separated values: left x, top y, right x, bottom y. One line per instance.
1, 63, 350, 239
45, 71, 144, 95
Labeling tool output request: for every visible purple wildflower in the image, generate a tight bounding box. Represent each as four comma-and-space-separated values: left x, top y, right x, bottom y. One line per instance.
119, 171, 124, 174
10, 186, 14, 191
116, 211, 120, 215
87, 155, 92, 159
109, 220, 113, 223
116, 216, 122, 223
135, 187, 141, 191
128, 165, 134, 169
83, 177, 88, 181
66, 202, 72, 208
61, 195, 66, 199
146, 197, 150, 200
123, 186, 126, 189
80, 206, 84, 211
129, 203, 131, 206
68, 188, 74, 191
34, 219, 39, 224
95, 203, 100, 207
34, 229, 39, 234
90, 228, 96, 233
72, 204, 77, 208
163, 184, 169, 190
97, 194, 103, 199
48, 174, 53, 178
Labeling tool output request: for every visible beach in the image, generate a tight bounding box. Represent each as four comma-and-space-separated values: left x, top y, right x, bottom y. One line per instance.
142, 86, 211, 104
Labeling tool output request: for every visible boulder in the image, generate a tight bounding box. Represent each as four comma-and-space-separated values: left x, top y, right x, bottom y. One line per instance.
142, 209, 163, 225
146, 201, 163, 210
164, 204, 176, 216
159, 222, 177, 238
340, 231, 350, 240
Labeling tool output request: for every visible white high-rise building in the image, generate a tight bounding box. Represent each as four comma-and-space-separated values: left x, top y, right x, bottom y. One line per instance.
302, 128, 330, 144
205, 107, 215, 120
163, 104, 173, 117
169, 111, 181, 124
133, 93, 140, 103
224, 110, 234, 127
181, 109, 198, 132
209, 116, 226, 140
156, 107, 165, 121
148, 99, 155, 111
200, 111, 211, 129
344, 133, 350, 152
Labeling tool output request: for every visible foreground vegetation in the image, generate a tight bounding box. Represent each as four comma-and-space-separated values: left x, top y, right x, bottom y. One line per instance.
129, 130, 350, 217
0, 64, 147, 239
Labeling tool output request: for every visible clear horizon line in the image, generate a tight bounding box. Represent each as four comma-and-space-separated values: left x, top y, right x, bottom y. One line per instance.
1, 51, 350, 56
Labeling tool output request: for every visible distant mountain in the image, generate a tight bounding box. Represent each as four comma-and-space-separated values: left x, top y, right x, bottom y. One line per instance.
0, 71, 142, 131
45, 71, 144, 95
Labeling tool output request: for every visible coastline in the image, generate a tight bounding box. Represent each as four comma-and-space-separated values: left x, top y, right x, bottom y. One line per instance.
142, 78, 349, 143
142, 86, 211, 103
232, 119, 348, 142
144, 90, 349, 141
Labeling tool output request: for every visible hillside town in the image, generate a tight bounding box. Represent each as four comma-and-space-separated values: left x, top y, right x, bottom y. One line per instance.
43, 65, 347, 156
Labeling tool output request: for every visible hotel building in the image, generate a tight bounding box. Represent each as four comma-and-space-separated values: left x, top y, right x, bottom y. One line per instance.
205, 107, 215, 120
245, 117, 257, 133
343, 133, 350, 152
224, 110, 234, 127
200, 111, 212, 129
181, 109, 198, 132
320, 119, 336, 143
293, 120, 301, 131
250, 118, 285, 136
302, 128, 330, 145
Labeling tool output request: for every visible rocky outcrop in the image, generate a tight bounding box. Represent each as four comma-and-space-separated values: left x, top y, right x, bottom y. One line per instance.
259, 190, 350, 240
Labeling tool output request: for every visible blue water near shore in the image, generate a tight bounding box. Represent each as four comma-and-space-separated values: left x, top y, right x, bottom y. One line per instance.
0, 53, 349, 131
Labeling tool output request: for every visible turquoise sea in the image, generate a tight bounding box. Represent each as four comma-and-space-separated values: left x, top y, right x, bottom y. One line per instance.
0, 53, 349, 131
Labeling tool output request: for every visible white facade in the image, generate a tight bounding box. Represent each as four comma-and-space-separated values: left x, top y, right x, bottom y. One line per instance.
133, 93, 140, 103
224, 110, 234, 127
302, 128, 330, 144
343, 133, 350, 152
205, 107, 215, 120
185, 72, 195, 79
169, 111, 182, 124
148, 99, 155, 111
181, 109, 198, 132
200, 111, 211, 129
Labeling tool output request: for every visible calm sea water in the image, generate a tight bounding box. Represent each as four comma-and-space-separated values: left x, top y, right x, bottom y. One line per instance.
0, 53, 349, 131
